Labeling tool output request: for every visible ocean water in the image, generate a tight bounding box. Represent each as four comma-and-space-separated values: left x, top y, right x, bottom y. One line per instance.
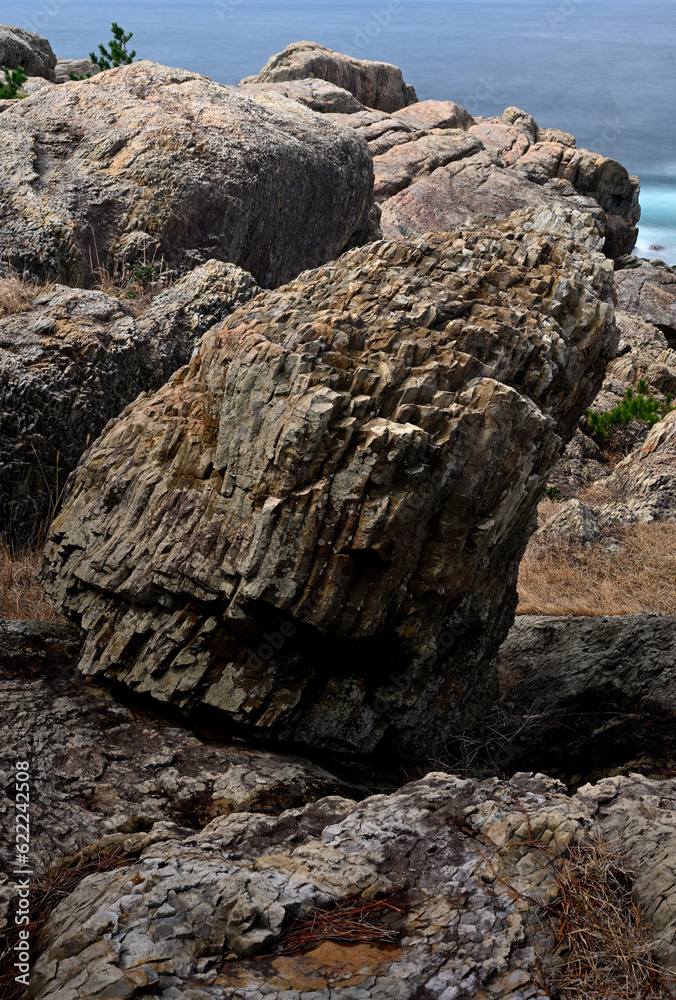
6, 0, 676, 262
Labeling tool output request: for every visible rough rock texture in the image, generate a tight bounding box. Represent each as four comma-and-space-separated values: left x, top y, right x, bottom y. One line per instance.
497, 613, 676, 717
614, 259, 676, 339
536, 497, 601, 544
0, 61, 376, 288
42, 211, 617, 759
21, 770, 676, 999
54, 57, 99, 83
235, 78, 366, 115
0, 23, 56, 80
0, 261, 260, 539
241, 41, 417, 113
0, 620, 358, 882
330, 104, 640, 259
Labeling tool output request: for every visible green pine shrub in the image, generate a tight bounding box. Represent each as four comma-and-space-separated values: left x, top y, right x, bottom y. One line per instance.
90, 23, 136, 71
0, 66, 27, 99
586, 380, 675, 439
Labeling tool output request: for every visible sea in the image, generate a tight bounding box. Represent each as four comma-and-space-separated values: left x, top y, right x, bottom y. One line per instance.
6, 0, 676, 263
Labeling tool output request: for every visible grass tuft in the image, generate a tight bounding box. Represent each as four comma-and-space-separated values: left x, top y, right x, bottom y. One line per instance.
0, 273, 51, 319
0, 538, 63, 622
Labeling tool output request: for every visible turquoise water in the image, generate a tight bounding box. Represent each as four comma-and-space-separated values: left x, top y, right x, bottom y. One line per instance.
6, 0, 676, 262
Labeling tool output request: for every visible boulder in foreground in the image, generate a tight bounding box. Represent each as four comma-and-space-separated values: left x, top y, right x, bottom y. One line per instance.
241, 40, 418, 112
0, 61, 377, 288
43, 209, 617, 759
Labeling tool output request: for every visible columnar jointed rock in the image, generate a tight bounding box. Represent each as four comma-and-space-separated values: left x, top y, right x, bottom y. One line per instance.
43, 211, 617, 759
25, 772, 676, 998
0, 261, 260, 539
0, 23, 56, 80
241, 41, 418, 113
0, 61, 377, 288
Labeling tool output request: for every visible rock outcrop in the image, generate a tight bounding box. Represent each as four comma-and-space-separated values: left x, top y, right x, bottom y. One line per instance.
615, 259, 676, 340
53, 56, 99, 83
0, 261, 260, 539
43, 210, 617, 759
327, 104, 640, 259
0, 621, 358, 879
0, 23, 56, 80
241, 41, 417, 113
0, 61, 376, 288
235, 78, 366, 115
19, 770, 676, 999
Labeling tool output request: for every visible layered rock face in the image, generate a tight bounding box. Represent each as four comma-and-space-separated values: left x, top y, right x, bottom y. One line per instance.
0, 261, 259, 539
241, 41, 418, 113
615, 259, 676, 339
0, 23, 56, 80
0, 61, 376, 288
43, 211, 617, 759
20, 771, 676, 999
326, 103, 640, 258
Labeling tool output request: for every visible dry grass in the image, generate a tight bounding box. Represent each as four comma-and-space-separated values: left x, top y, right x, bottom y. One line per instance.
0, 273, 52, 318
0, 538, 63, 622
259, 897, 402, 958
0, 848, 132, 1000
517, 521, 676, 617
539, 838, 675, 999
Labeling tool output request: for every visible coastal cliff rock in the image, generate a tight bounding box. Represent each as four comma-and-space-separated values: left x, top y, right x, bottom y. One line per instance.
42, 210, 617, 759
0, 23, 56, 80
235, 78, 367, 114
0, 61, 376, 288
21, 771, 676, 999
327, 103, 640, 259
53, 57, 99, 83
0, 261, 259, 539
241, 41, 418, 112
614, 259, 676, 339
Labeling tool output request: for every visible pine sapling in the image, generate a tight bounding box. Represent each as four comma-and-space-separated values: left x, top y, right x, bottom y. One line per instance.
90, 23, 136, 71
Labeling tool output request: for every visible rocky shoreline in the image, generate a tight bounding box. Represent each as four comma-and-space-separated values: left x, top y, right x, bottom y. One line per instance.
2, 22, 676, 1000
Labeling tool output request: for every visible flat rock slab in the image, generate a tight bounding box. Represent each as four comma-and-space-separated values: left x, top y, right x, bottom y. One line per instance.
0, 60, 376, 288
43, 209, 616, 759
21, 770, 676, 998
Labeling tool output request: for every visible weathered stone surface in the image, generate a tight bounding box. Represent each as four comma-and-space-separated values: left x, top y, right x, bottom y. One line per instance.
0, 621, 358, 881
24, 770, 676, 998
42, 210, 617, 759
0, 61, 376, 288
0, 261, 259, 538
53, 56, 99, 83
241, 41, 417, 113
497, 613, 676, 717
536, 497, 601, 543
592, 409, 676, 526
392, 98, 474, 131
334, 102, 640, 259
235, 78, 366, 114
0, 23, 56, 80
615, 259, 676, 339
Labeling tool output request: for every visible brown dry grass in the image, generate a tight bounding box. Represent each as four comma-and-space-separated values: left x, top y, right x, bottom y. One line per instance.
517, 521, 676, 617
539, 837, 675, 999
0, 273, 52, 318
0, 538, 63, 622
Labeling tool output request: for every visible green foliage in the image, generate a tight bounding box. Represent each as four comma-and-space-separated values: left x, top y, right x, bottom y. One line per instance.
546, 485, 568, 501
0, 66, 27, 100
132, 263, 158, 287
68, 71, 92, 81
90, 23, 136, 71
586, 380, 675, 439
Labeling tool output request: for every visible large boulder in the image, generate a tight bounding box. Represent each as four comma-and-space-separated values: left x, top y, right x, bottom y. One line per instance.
241, 41, 417, 113
0, 61, 377, 288
0, 23, 56, 80
329, 105, 641, 259
0, 261, 259, 539
615, 259, 676, 340
235, 78, 367, 114
42, 210, 617, 759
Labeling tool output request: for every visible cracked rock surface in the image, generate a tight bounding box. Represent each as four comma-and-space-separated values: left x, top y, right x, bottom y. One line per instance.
43, 209, 616, 759
0, 261, 260, 539
21, 771, 676, 999
0, 60, 376, 288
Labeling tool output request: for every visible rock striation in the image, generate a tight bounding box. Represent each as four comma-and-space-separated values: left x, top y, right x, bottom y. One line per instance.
0, 261, 259, 539
326, 104, 640, 259
0, 23, 56, 80
614, 259, 676, 340
43, 210, 617, 759
241, 41, 417, 113
20, 770, 676, 999
0, 61, 376, 288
